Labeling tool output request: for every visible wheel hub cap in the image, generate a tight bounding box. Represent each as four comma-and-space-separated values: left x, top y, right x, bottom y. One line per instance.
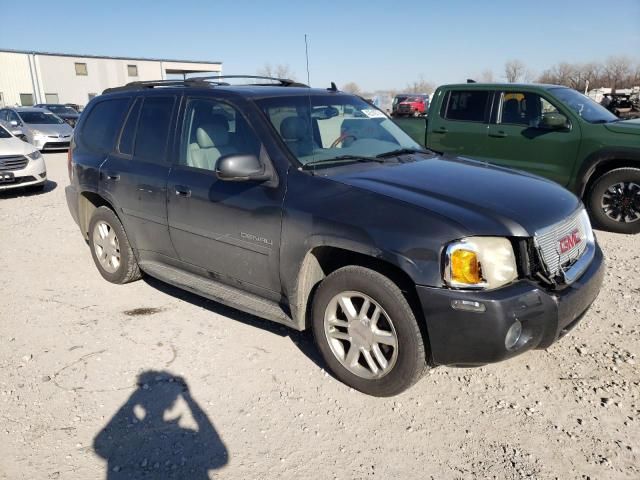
324, 291, 398, 379
93, 221, 120, 273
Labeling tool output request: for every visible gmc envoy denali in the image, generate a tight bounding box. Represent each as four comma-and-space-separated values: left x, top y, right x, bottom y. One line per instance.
65, 76, 604, 396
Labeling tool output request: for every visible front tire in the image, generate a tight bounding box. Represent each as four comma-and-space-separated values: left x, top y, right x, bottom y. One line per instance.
88, 206, 142, 284
587, 167, 640, 234
312, 266, 428, 396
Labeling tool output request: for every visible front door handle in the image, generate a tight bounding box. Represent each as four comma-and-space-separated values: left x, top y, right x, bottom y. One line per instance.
489, 131, 507, 138
104, 172, 120, 181
175, 185, 191, 198
433, 127, 448, 134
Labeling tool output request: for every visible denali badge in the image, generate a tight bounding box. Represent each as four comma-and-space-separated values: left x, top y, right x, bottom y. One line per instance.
240, 232, 273, 246
557, 229, 581, 254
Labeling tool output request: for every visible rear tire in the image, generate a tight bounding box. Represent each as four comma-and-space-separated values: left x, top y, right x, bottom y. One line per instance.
587, 167, 640, 234
312, 266, 428, 396
88, 206, 142, 284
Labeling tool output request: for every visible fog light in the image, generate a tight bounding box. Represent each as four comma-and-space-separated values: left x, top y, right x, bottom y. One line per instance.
505, 320, 522, 350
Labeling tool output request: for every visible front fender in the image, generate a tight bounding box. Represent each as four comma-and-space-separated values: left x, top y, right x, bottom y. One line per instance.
574, 147, 640, 197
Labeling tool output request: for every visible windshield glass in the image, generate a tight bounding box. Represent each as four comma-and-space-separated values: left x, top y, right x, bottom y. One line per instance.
19, 111, 65, 125
256, 94, 423, 167
549, 88, 618, 123
46, 105, 78, 115
0, 125, 11, 139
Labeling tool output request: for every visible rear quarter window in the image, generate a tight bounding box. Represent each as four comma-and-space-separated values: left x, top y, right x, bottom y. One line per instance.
80, 98, 130, 153
441, 90, 490, 122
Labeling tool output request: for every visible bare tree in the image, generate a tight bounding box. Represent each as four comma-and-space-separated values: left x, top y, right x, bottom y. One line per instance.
504, 59, 526, 83
604, 56, 632, 90
257, 63, 296, 80
405, 75, 435, 94
342, 82, 361, 94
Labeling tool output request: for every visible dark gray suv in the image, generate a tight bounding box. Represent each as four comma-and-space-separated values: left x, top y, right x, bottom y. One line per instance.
65, 76, 604, 396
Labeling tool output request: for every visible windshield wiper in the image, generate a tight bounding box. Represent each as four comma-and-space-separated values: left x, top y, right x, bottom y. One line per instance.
301, 155, 384, 170
376, 148, 431, 158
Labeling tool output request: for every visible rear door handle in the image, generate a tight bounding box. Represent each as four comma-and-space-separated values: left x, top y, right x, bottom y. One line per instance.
433, 127, 448, 134
489, 131, 507, 138
175, 185, 191, 198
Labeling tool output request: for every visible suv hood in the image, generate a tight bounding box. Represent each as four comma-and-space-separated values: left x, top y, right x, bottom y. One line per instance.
604, 118, 640, 135
329, 155, 581, 237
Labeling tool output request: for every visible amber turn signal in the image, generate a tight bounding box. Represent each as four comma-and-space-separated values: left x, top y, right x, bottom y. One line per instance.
450, 249, 482, 284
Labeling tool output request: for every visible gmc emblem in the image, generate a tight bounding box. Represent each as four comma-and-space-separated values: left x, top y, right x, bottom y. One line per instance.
558, 229, 582, 254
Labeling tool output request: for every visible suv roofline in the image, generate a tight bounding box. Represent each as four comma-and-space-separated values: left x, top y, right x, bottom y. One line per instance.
103, 75, 309, 94
439, 83, 566, 90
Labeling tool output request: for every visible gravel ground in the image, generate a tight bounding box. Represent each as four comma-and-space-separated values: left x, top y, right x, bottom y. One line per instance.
1, 153, 638, 480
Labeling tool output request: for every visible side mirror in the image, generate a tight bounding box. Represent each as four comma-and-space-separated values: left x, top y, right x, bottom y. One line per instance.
215, 154, 270, 182
10, 120, 19, 127
538, 113, 568, 130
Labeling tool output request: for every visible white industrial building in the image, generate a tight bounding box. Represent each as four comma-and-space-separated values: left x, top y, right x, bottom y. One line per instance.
0, 49, 222, 109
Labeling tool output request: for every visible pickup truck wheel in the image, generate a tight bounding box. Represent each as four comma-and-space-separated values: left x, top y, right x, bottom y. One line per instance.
312, 266, 428, 396
587, 168, 640, 234
88, 206, 142, 284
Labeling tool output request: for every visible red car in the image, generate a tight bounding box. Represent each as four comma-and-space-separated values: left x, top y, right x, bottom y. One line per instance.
392, 94, 429, 117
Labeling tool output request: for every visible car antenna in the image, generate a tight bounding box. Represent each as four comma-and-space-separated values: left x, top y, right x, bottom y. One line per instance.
328, 82, 338, 92
303, 34, 317, 170
467, 79, 476, 83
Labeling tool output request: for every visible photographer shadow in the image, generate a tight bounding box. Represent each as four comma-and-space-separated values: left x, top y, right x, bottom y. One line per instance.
94, 370, 228, 479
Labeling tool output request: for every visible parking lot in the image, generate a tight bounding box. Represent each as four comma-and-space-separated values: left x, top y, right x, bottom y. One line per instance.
0, 152, 638, 479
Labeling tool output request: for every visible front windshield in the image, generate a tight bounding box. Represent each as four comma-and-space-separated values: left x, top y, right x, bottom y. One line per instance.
19, 111, 65, 125
549, 87, 618, 124
256, 94, 423, 167
47, 105, 78, 115
0, 125, 11, 139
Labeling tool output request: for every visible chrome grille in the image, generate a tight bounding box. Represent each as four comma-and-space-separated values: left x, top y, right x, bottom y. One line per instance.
534, 209, 591, 279
0, 155, 28, 171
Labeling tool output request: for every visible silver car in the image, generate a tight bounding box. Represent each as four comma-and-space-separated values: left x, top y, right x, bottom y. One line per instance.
0, 107, 73, 151
0, 123, 47, 192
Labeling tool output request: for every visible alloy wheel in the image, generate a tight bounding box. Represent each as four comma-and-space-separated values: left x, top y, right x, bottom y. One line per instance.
601, 181, 640, 223
323, 291, 399, 379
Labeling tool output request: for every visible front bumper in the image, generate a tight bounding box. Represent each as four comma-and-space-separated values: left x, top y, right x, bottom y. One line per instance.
417, 244, 605, 366
31, 135, 71, 151
0, 156, 47, 191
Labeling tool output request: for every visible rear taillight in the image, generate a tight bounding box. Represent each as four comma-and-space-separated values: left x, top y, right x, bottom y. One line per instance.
67, 144, 73, 181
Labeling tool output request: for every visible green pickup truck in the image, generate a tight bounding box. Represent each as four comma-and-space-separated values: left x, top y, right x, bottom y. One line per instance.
395, 83, 640, 234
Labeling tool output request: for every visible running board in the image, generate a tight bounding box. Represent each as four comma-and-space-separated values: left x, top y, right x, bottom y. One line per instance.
139, 261, 297, 330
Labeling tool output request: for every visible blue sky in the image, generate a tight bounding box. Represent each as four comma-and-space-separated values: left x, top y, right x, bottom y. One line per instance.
1, 0, 638, 91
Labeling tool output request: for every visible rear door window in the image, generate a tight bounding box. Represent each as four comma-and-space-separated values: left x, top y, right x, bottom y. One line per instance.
117, 98, 142, 155
442, 90, 490, 122
133, 96, 176, 164
81, 98, 130, 153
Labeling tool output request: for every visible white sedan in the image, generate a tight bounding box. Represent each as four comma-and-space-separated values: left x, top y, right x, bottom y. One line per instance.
0, 124, 47, 192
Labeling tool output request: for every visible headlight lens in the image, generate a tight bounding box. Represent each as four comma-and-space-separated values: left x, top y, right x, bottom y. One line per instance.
444, 237, 518, 290
31, 129, 44, 137
27, 150, 42, 160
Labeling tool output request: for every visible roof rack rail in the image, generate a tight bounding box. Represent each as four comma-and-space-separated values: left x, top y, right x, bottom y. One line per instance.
103, 75, 308, 94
